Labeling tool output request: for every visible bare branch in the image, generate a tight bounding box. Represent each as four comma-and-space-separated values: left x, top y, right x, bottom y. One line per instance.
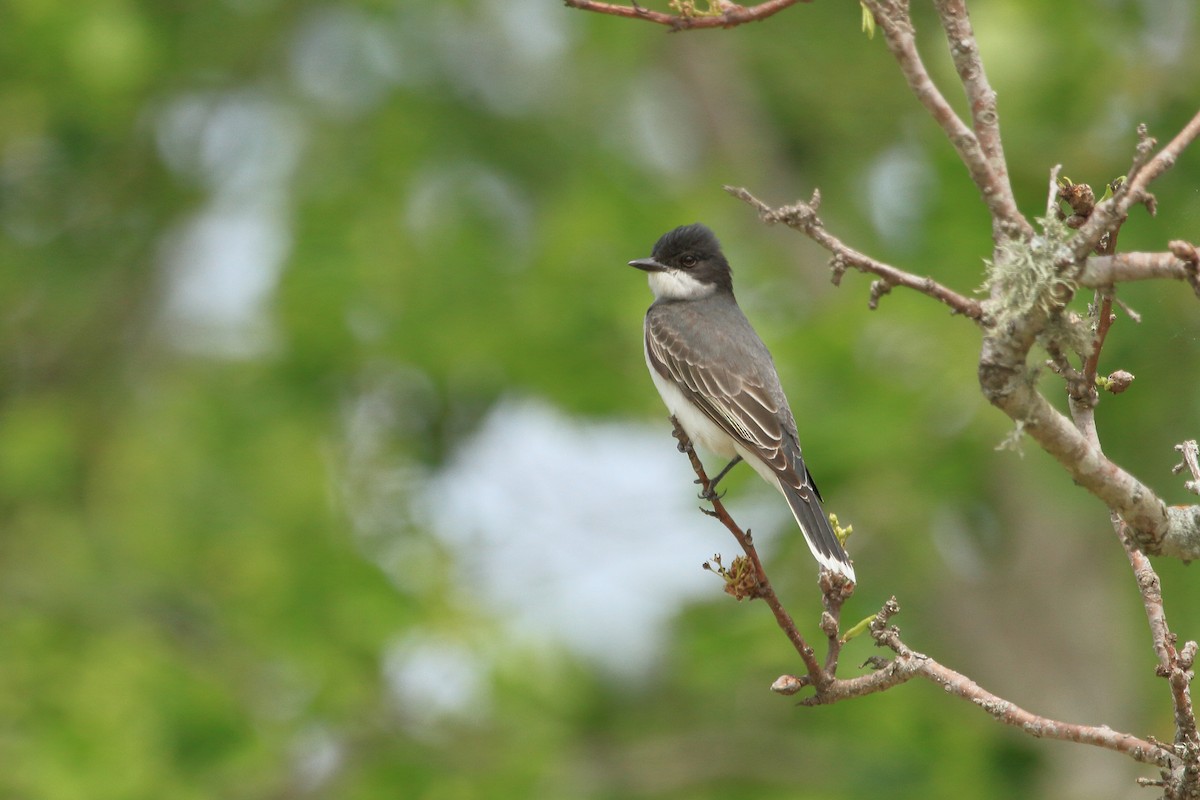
562, 0, 810, 30
863, 0, 1031, 239
789, 597, 1176, 766
907, 654, 1173, 766
590, 1, 1200, 784
1120, 524, 1200, 760
1071, 398, 1200, 784
725, 185, 984, 318
978, 113, 1200, 566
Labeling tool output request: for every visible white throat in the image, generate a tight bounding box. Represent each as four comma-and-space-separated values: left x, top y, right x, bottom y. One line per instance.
647, 269, 716, 301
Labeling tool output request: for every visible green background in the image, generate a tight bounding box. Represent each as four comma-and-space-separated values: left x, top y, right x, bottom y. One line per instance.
3, 1, 1199, 798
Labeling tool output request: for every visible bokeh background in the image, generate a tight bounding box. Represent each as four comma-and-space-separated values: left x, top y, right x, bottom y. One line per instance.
3, 1, 1200, 797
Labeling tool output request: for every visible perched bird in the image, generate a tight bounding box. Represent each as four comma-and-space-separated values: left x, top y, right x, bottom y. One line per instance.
629, 223, 855, 581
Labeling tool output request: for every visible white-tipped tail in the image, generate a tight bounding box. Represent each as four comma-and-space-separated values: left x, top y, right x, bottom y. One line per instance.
776, 478, 855, 582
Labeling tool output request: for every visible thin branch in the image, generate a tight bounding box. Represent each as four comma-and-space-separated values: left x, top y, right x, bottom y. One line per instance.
1079, 291, 1113, 400
979, 357, 1200, 559
862, 0, 1031, 239
818, 569, 854, 675
1077, 197, 1124, 400
562, 0, 810, 30
725, 185, 984, 318
910, 652, 1173, 766
1175, 441, 1200, 496
1123, 526, 1200, 759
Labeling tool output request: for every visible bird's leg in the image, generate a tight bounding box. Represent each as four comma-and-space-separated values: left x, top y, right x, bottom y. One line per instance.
698, 455, 742, 501
670, 417, 693, 454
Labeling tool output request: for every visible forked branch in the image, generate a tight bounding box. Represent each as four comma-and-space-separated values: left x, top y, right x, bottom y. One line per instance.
863, 0, 1029, 239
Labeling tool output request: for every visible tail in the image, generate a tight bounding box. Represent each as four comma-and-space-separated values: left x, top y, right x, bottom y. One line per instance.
777, 479, 855, 582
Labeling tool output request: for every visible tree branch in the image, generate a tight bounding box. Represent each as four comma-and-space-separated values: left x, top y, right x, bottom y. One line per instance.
1079, 247, 1200, 290
774, 597, 1176, 766
562, 0, 810, 30
931, 0, 1023, 240
1174, 441, 1200, 496
1068, 386, 1199, 792
979, 352, 1200, 562
669, 420, 1176, 771
586, 0, 1200, 787
863, 0, 1031, 239
725, 185, 984, 318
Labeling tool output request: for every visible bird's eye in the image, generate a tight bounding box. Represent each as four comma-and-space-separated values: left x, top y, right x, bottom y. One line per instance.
680, 254, 698, 268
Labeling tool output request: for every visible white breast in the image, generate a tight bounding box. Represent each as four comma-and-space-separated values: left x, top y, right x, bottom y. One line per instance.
644, 341, 737, 459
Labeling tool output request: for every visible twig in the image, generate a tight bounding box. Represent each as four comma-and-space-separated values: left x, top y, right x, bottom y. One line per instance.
1122, 527, 1199, 756
819, 569, 853, 675
1070, 396, 1199, 792
1077, 207, 1124, 404
795, 597, 1175, 766
562, 0, 809, 30
1072, 111, 1200, 260
1175, 441, 1200, 496
725, 185, 984, 318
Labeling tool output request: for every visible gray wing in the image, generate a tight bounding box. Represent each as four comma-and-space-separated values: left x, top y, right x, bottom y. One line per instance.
644, 304, 813, 496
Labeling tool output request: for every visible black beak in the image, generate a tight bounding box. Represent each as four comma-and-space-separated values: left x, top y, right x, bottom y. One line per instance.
628, 257, 666, 272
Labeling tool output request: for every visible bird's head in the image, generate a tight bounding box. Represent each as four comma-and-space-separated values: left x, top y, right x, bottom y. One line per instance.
629, 223, 734, 300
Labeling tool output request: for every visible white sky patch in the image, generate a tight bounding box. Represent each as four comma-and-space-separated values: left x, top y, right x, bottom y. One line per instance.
863, 142, 936, 249
382, 635, 491, 739
153, 89, 304, 359
429, 0, 572, 115
156, 201, 289, 358
287, 7, 402, 118
618, 73, 703, 177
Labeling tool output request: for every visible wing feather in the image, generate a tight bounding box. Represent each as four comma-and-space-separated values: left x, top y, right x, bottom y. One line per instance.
646, 310, 795, 478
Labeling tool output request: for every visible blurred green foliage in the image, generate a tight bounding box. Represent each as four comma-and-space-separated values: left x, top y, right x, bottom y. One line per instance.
2, 0, 1199, 798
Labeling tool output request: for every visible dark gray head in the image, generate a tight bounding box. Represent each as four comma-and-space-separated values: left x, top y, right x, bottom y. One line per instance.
629, 223, 734, 300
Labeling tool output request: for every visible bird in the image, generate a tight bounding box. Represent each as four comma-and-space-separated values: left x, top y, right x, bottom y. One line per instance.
629, 223, 855, 582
